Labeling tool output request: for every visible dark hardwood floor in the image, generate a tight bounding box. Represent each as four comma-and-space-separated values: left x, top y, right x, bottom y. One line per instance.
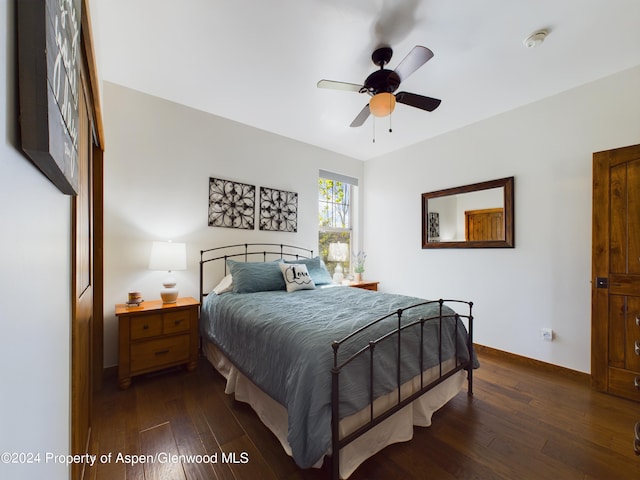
86, 349, 640, 480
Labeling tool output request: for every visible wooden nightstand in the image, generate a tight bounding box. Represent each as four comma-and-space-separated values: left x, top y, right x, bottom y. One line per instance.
348, 280, 379, 291
116, 297, 200, 389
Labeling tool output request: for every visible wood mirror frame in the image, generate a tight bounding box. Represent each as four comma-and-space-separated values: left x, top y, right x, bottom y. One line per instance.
422, 176, 514, 249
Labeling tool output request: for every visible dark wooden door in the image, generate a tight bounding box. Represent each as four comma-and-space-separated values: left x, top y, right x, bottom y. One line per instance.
465, 208, 504, 241
592, 143, 640, 403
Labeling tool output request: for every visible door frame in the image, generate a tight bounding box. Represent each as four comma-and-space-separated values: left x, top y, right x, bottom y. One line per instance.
71, 3, 104, 479
591, 148, 611, 391
79, 0, 105, 394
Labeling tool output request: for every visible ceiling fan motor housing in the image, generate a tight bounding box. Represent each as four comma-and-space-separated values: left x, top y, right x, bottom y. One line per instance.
364, 69, 401, 94
364, 47, 400, 94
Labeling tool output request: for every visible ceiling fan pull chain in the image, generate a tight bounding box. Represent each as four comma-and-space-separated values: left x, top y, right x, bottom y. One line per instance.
372, 116, 376, 143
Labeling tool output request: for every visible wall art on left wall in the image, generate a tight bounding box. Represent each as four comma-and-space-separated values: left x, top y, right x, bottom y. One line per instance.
17, 0, 82, 195
208, 177, 256, 229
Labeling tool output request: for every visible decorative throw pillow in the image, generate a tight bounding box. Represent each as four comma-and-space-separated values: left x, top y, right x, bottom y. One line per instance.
212, 274, 233, 295
279, 263, 316, 292
227, 259, 285, 293
283, 256, 333, 285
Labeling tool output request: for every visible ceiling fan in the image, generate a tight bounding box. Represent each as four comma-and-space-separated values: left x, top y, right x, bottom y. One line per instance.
317, 45, 441, 127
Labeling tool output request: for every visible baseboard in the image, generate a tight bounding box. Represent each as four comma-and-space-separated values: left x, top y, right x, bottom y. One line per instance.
473, 343, 590, 384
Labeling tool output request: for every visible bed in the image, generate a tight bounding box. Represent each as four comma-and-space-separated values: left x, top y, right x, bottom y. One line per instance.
199, 243, 477, 479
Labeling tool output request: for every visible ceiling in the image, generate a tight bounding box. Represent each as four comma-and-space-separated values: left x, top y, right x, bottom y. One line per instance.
90, 0, 640, 161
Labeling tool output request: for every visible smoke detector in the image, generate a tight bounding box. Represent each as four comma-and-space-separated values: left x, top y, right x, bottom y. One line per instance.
523, 29, 549, 48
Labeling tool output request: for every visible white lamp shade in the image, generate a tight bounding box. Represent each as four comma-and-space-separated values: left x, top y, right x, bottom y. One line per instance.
328, 242, 348, 262
149, 241, 187, 271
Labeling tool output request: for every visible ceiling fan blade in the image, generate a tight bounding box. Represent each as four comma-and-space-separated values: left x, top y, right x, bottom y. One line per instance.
350, 104, 371, 127
395, 92, 441, 111
393, 46, 434, 83
317, 79, 364, 92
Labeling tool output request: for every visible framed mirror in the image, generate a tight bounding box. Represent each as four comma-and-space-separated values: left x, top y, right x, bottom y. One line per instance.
422, 176, 514, 248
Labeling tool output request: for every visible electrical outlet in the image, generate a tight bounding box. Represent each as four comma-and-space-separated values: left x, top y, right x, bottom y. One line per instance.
541, 328, 553, 341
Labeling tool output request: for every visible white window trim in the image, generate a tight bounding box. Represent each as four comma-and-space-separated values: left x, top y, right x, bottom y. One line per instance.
318, 171, 360, 273
319, 169, 359, 186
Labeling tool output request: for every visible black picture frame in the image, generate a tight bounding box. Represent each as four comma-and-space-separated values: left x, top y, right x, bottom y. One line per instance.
17, 0, 82, 195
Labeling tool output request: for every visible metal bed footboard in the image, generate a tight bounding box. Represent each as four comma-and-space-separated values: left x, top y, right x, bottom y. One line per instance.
330, 299, 474, 480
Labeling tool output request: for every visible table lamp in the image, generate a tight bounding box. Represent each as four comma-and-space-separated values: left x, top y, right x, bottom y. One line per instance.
149, 241, 187, 303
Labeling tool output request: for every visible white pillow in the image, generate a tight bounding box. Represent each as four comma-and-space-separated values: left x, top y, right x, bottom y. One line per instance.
279, 263, 315, 292
212, 274, 234, 294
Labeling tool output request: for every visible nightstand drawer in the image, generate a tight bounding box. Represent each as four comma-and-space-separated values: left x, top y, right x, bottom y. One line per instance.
116, 297, 200, 389
130, 314, 163, 340
130, 335, 190, 372
163, 310, 190, 334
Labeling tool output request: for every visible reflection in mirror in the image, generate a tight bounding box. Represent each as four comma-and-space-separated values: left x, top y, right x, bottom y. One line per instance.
422, 177, 514, 249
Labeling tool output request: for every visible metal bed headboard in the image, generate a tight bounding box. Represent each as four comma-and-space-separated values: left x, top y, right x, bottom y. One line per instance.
199, 243, 314, 303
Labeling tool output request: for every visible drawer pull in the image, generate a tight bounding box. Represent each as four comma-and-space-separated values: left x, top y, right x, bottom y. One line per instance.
174, 320, 182, 326
143, 325, 149, 330
635, 340, 640, 356
635, 422, 640, 456
155, 349, 170, 356
637, 314, 640, 326
635, 376, 640, 390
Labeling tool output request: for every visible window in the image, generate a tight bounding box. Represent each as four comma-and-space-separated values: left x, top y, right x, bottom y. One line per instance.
318, 170, 358, 277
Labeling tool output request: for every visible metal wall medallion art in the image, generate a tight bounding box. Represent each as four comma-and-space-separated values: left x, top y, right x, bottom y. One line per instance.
208, 177, 256, 229
259, 187, 298, 232
428, 212, 440, 242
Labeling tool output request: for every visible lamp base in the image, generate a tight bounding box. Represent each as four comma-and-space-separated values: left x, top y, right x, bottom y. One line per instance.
332, 262, 344, 284
160, 288, 179, 304
160, 275, 179, 304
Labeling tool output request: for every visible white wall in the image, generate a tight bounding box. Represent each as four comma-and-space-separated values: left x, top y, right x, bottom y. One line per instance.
102, 82, 364, 367
0, 2, 71, 479
364, 65, 640, 373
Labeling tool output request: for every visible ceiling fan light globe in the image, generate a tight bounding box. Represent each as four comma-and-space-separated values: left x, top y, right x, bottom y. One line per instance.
369, 92, 396, 117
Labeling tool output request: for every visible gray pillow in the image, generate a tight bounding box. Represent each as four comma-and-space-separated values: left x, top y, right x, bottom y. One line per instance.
227, 259, 285, 293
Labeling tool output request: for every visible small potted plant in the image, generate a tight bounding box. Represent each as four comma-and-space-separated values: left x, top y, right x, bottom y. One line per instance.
352, 250, 366, 282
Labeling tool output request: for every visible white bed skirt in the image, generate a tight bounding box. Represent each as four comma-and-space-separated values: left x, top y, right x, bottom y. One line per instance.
203, 340, 466, 479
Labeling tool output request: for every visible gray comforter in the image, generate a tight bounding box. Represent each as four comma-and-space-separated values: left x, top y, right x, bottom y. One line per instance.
200, 286, 476, 468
